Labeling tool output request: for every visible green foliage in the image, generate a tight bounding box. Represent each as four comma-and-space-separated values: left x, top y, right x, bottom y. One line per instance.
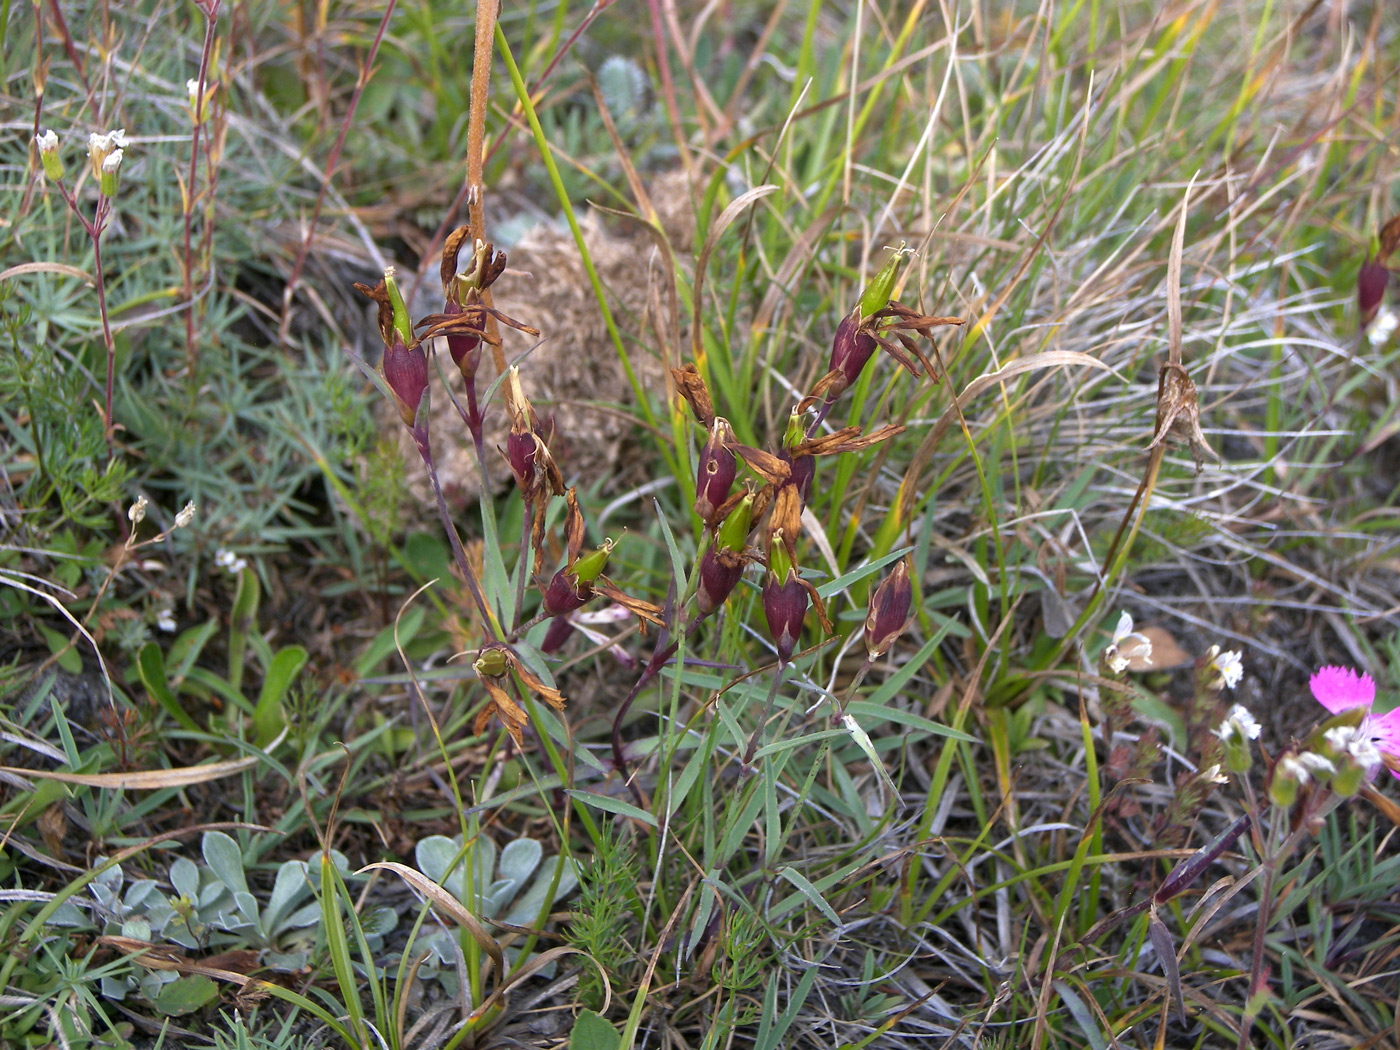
567, 823, 641, 1012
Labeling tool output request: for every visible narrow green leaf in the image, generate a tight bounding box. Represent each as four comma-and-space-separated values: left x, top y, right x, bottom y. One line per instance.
137, 642, 201, 732
565, 790, 657, 827
776, 865, 842, 928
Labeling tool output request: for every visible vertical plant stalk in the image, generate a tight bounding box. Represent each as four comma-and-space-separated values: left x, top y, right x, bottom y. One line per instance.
181, 0, 221, 376
278, 0, 397, 343
465, 0, 505, 374
91, 202, 116, 449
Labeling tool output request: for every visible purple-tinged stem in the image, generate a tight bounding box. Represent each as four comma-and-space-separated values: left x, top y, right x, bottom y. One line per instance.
181, 0, 221, 377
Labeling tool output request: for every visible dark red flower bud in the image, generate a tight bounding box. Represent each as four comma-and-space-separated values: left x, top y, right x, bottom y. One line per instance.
763, 570, 807, 665
778, 449, 816, 505
825, 310, 880, 401
541, 614, 574, 654
543, 567, 590, 617
695, 418, 736, 526
441, 300, 483, 380
1359, 260, 1390, 326
696, 547, 745, 618
382, 332, 428, 431
865, 559, 913, 659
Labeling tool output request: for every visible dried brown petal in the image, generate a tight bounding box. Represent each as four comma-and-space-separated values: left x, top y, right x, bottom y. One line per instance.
1146, 362, 1217, 473
354, 280, 394, 347
672, 363, 715, 426
732, 444, 790, 486
441, 226, 473, 299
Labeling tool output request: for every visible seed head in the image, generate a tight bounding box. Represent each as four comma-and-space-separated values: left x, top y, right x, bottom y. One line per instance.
865, 559, 913, 660
694, 418, 736, 527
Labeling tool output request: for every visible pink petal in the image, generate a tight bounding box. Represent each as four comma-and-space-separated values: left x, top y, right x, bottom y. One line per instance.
1309, 665, 1375, 716
1369, 707, 1400, 746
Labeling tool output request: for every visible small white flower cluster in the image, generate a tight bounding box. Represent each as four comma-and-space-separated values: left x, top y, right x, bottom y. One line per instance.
1370, 306, 1399, 348
1203, 644, 1244, 690
1277, 751, 1335, 786
156, 608, 178, 633
1323, 725, 1383, 779
1214, 704, 1261, 743
1104, 611, 1153, 674
215, 548, 248, 575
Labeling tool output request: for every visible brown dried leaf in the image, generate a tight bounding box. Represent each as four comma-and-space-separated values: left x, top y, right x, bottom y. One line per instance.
671, 363, 715, 426
353, 280, 393, 345
732, 445, 790, 485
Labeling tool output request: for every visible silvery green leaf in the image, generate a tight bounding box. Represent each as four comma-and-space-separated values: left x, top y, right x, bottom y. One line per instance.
498, 838, 542, 886
264, 860, 311, 933
281, 901, 323, 930
49, 900, 87, 927
362, 906, 399, 937
502, 856, 580, 928
202, 831, 248, 895
102, 975, 131, 1001
124, 879, 158, 910
234, 890, 263, 934
197, 881, 228, 910
263, 950, 311, 972
122, 916, 151, 941
93, 859, 122, 892
415, 835, 461, 890
484, 878, 515, 915
169, 857, 199, 901
145, 898, 175, 936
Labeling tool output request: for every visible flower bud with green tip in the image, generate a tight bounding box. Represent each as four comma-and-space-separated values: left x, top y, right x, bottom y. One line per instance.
1213, 704, 1260, 775
35, 129, 63, 181
762, 536, 806, 666
696, 492, 753, 618
543, 539, 614, 618
99, 148, 123, 198
86, 129, 127, 181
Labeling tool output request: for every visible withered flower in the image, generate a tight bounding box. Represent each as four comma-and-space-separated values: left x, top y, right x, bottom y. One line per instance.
501, 366, 566, 572
865, 559, 914, 660
1146, 361, 1216, 473
473, 642, 566, 748
414, 227, 538, 440
354, 269, 430, 455
672, 363, 716, 427
734, 411, 905, 505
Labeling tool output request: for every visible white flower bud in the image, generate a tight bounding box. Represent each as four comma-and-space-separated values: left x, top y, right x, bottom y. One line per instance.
127, 495, 149, 524
174, 501, 196, 528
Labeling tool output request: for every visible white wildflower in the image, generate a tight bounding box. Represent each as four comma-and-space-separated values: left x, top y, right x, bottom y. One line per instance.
1213, 649, 1243, 690
1215, 704, 1261, 742
36, 129, 58, 153
174, 501, 197, 528
1200, 764, 1229, 785
215, 548, 247, 574
1278, 751, 1334, 786
1369, 306, 1398, 348
102, 148, 123, 174
155, 608, 177, 633
127, 495, 148, 524
1104, 611, 1152, 674
1324, 725, 1382, 777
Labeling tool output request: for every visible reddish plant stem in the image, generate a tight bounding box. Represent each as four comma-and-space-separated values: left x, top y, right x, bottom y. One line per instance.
45, 0, 90, 92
